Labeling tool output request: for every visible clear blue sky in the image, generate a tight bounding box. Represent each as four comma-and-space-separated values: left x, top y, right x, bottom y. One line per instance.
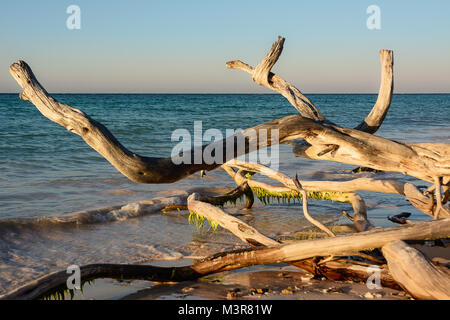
1, 0, 449, 93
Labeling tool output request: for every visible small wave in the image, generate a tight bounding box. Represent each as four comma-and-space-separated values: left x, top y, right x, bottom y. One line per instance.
105, 189, 138, 196
134, 244, 184, 261
0, 194, 187, 233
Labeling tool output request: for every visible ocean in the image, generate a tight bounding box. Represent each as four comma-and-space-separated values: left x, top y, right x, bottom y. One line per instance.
0, 93, 448, 294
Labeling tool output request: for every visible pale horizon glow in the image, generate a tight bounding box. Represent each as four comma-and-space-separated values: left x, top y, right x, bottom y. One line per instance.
1, 0, 449, 94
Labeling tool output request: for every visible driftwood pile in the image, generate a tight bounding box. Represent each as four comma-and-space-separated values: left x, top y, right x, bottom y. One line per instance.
2, 37, 449, 300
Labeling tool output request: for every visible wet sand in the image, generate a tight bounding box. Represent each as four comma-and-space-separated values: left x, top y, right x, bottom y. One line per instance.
65, 243, 449, 300
67, 264, 410, 300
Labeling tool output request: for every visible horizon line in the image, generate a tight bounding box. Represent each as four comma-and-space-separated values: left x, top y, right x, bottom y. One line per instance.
1, 92, 450, 95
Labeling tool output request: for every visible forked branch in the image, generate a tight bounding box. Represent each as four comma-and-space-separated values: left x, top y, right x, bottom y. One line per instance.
227, 36, 326, 121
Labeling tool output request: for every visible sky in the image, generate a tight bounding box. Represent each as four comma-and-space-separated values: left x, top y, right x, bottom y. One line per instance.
0, 0, 449, 93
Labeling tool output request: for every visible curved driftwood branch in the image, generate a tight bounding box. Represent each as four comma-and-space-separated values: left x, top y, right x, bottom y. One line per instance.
9, 61, 308, 183
292, 173, 336, 237
228, 38, 393, 134
355, 49, 394, 133
0, 263, 204, 300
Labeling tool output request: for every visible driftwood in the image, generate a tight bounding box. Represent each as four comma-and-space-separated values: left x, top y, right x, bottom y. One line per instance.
226, 37, 450, 187
192, 174, 450, 297
223, 161, 373, 231
6, 36, 450, 299
187, 194, 400, 288
188, 193, 274, 247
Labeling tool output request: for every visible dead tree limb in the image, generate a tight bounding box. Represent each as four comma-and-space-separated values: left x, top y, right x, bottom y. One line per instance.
291, 173, 336, 237
227, 36, 326, 122
227, 38, 449, 187
188, 193, 271, 247
228, 37, 393, 135
355, 49, 394, 133
9, 60, 306, 183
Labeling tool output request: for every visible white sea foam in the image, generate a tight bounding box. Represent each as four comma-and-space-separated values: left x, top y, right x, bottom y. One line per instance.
0, 195, 188, 231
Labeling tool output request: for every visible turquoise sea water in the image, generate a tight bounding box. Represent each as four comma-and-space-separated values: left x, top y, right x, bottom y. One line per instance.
0, 93, 449, 294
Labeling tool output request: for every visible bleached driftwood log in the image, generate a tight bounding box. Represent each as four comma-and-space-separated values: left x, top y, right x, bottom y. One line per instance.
382, 240, 450, 300
188, 193, 273, 247
2, 217, 447, 300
